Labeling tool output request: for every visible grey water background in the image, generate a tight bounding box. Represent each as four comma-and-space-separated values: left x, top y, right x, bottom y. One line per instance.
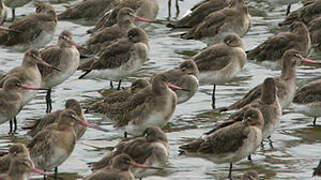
0, 0, 321, 179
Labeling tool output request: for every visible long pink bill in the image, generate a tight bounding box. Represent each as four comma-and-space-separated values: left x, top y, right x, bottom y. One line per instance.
168, 83, 191, 92
69, 39, 81, 49
30, 168, 49, 176
36, 57, 61, 72
133, 162, 163, 170
78, 120, 109, 133
0, 26, 21, 33
301, 58, 321, 65
135, 16, 151, 23
19, 85, 50, 91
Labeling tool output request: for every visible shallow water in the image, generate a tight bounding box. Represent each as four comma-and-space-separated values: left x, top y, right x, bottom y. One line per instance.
0, 0, 321, 179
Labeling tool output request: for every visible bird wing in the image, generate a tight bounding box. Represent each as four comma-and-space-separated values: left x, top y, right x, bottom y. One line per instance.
194, 46, 232, 71
227, 84, 262, 110
294, 79, 321, 104
198, 122, 249, 154
247, 32, 300, 61
38, 46, 63, 77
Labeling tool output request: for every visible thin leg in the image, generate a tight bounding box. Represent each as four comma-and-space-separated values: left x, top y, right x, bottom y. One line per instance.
12, 9, 15, 21
212, 84, 216, 109
168, 0, 171, 19
43, 170, 47, 180
286, 3, 291, 16
46, 89, 52, 113
117, 80, 122, 90
9, 119, 13, 134
268, 136, 274, 149
313, 117, 317, 126
228, 163, 232, 180
175, 0, 180, 17
124, 131, 127, 138
110, 81, 114, 89
13, 117, 17, 133
54, 167, 58, 180
247, 155, 252, 161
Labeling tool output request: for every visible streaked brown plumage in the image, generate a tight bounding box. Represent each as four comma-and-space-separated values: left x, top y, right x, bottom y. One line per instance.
179, 107, 264, 179
241, 170, 259, 180
0, 3, 57, 50
25, 99, 87, 139
224, 49, 307, 111
89, 0, 158, 33
167, 0, 230, 28
86, 154, 149, 180
0, 143, 30, 173
247, 21, 311, 63
58, 0, 119, 22
279, 0, 321, 26
181, 0, 250, 45
86, 79, 150, 114
80, 7, 139, 56
90, 126, 168, 178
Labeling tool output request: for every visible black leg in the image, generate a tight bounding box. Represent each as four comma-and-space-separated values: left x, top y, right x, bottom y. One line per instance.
124, 131, 127, 138
54, 167, 58, 180
228, 163, 232, 180
313, 117, 317, 126
286, 3, 291, 16
9, 119, 13, 134
168, 0, 171, 19
12, 9, 15, 21
117, 80, 122, 90
175, 0, 180, 17
268, 136, 274, 149
110, 81, 114, 89
43, 170, 47, 180
13, 117, 17, 133
46, 89, 52, 113
212, 84, 216, 109
247, 155, 252, 161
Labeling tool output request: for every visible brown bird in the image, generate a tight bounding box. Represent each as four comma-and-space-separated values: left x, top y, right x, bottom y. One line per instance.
161, 60, 199, 104
0, 77, 49, 134
241, 170, 259, 180
293, 77, 321, 125
219, 78, 281, 142
0, 156, 48, 180
0, 2, 56, 51
25, 99, 87, 139
0, 143, 30, 173
28, 109, 109, 180
78, 27, 149, 90
85, 153, 160, 180
0, 48, 59, 105
89, 126, 168, 179
308, 16, 321, 53
179, 108, 264, 180
222, 49, 318, 111
313, 160, 321, 177
247, 21, 311, 66
181, 0, 251, 45
86, 79, 150, 114
167, 0, 230, 28
279, 0, 321, 26
98, 74, 181, 137
39, 30, 80, 113
58, 0, 119, 24
193, 33, 246, 109
89, 0, 158, 33
80, 7, 149, 57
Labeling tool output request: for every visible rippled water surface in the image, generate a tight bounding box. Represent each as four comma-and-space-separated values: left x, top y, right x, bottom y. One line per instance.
0, 0, 321, 179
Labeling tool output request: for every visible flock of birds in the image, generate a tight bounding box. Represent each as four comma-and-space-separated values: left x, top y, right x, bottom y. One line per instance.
0, 0, 320, 179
